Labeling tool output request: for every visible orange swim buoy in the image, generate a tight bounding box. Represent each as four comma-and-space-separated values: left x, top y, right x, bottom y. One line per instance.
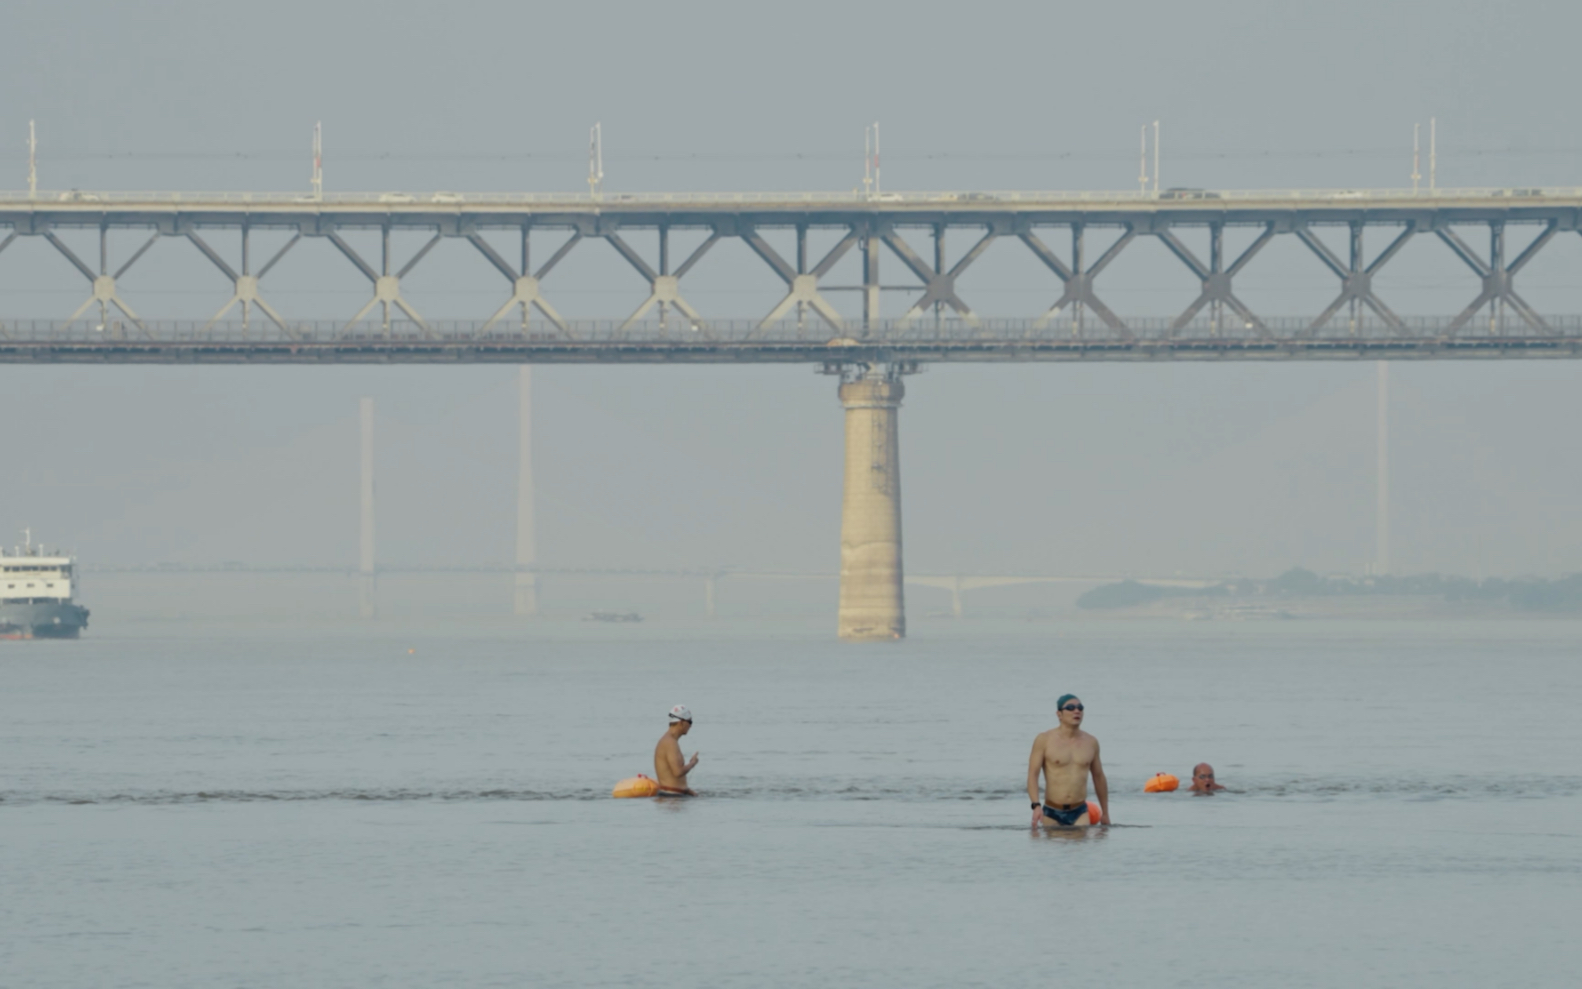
1086, 800, 1103, 823
1144, 772, 1179, 793
612, 774, 660, 798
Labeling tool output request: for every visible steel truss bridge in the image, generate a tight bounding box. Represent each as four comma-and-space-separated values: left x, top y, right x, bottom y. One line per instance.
4, 187, 1582, 363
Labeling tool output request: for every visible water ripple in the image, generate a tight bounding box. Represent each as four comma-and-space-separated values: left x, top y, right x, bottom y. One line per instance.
3, 773, 1579, 806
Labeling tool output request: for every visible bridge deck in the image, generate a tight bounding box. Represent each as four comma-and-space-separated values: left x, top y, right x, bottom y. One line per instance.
5, 188, 1582, 228
2, 319, 1578, 364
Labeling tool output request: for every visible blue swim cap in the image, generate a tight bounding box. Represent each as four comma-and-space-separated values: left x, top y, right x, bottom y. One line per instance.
1057, 694, 1079, 709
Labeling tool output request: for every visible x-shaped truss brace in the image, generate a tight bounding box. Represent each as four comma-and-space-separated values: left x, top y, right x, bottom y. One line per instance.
468, 228, 577, 333
1156, 223, 1275, 336
606, 226, 717, 331
329, 226, 440, 335
743, 225, 858, 331
187, 226, 299, 335
1020, 225, 1135, 334
1297, 222, 1412, 335
45, 226, 155, 334
1437, 221, 1556, 335
880, 226, 998, 328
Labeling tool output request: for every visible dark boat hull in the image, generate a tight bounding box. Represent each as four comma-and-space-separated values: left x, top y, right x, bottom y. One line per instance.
0, 601, 90, 639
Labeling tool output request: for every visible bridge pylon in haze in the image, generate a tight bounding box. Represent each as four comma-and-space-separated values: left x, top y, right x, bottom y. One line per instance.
514, 366, 539, 616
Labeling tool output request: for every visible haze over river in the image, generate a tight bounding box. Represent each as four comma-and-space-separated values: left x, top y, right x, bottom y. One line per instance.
3, 620, 1577, 987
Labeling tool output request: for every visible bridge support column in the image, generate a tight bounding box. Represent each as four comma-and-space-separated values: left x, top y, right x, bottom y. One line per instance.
514, 366, 539, 616
836, 365, 906, 641
359, 397, 377, 620
1375, 362, 1390, 576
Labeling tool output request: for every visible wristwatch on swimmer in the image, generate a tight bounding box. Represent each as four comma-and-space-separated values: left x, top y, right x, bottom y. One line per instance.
1031, 802, 1040, 810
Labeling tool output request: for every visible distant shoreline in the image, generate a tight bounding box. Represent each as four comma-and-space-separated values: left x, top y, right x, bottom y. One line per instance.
1075, 568, 1582, 619
1075, 594, 1569, 621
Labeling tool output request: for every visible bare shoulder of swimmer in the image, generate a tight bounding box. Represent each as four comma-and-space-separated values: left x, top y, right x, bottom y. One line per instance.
1028, 728, 1051, 760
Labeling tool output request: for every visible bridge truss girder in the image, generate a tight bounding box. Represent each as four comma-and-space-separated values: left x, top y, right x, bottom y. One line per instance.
743, 224, 856, 331
1157, 222, 1274, 336
1295, 221, 1413, 335
186, 226, 299, 336
1437, 220, 1557, 334
1019, 225, 1134, 334
33, 225, 155, 333
4, 201, 1582, 351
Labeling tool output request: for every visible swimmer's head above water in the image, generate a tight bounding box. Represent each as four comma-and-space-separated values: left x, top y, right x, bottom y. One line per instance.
1056, 694, 1084, 728
668, 704, 693, 736
1189, 762, 1225, 792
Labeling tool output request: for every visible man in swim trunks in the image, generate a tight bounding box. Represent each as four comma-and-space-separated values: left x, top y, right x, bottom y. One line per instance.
1188, 762, 1225, 793
654, 704, 700, 796
1027, 694, 1110, 826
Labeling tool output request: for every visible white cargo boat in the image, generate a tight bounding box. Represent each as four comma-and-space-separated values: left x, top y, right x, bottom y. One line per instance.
1, 531, 90, 639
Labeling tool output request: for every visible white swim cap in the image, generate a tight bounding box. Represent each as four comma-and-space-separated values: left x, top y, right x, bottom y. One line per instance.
668, 704, 693, 723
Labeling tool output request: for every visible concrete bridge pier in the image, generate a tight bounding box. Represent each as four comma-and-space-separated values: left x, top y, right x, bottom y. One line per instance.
836, 364, 908, 640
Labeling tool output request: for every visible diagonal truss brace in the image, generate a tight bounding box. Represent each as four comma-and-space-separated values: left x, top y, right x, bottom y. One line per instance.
744, 225, 857, 331
187, 227, 299, 336
45, 227, 155, 333
881, 226, 997, 327
1437, 221, 1556, 335
328, 227, 439, 335
1297, 222, 1412, 334
606, 227, 716, 331
0, 231, 14, 336
469, 229, 576, 333
1020, 225, 1135, 335
1156, 223, 1275, 336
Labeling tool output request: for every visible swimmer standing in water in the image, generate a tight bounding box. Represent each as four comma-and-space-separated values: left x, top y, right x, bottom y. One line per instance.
654, 704, 699, 796
1027, 694, 1110, 826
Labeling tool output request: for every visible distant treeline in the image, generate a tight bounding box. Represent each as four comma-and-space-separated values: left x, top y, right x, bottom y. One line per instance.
1077, 569, 1582, 612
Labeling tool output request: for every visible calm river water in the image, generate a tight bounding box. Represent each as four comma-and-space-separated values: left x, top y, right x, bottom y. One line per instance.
3, 619, 1578, 987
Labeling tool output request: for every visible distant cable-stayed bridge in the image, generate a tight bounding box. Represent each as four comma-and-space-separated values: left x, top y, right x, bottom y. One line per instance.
83, 563, 1217, 619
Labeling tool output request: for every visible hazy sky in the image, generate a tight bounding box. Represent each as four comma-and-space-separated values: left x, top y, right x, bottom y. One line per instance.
2, 0, 1579, 579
